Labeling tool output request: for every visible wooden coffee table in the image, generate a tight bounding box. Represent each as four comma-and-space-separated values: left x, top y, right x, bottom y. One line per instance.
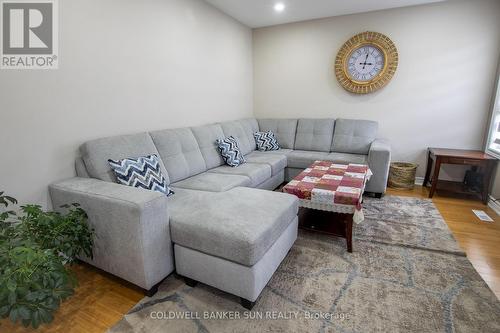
283, 161, 372, 252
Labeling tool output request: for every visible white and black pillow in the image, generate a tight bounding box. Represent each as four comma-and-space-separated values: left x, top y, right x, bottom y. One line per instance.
254, 131, 280, 151
108, 154, 174, 196
216, 136, 246, 167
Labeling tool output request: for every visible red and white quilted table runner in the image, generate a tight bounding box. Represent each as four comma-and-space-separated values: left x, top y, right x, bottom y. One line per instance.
283, 161, 372, 223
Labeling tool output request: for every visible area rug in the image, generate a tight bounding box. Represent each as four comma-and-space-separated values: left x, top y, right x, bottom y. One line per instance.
109, 196, 500, 333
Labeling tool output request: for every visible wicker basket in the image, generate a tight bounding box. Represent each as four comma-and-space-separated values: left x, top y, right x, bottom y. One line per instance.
388, 162, 418, 189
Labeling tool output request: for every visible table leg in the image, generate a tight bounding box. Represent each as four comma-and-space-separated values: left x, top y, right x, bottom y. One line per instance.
429, 157, 441, 198
482, 161, 495, 205
345, 215, 353, 253
423, 150, 432, 187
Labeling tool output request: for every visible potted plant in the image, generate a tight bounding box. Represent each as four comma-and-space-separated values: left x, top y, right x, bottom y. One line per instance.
0, 191, 94, 329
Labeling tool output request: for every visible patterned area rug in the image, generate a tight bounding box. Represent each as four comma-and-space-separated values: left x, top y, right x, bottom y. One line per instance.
109, 196, 500, 333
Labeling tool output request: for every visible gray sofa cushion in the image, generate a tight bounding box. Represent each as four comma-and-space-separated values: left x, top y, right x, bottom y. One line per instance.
75, 157, 90, 178
238, 118, 259, 148
287, 150, 368, 169
150, 128, 207, 183
258, 148, 293, 155
168, 187, 299, 266
286, 150, 330, 169
172, 172, 251, 192
327, 152, 368, 164
208, 163, 272, 187
219, 121, 249, 153
287, 150, 367, 169
294, 119, 335, 152
191, 124, 226, 169
80, 133, 169, 184
244, 151, 287, 176
257, 119, 297, 149
365, 139, 391, 193
219, 119, 258, 156
331, 118, 378, 154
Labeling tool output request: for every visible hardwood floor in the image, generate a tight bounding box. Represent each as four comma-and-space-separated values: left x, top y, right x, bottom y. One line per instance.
387, 186, 500, 298
1, 186, 499, 333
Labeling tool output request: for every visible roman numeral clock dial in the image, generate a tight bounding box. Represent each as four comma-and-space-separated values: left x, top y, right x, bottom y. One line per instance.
347, 46, 384, 82
335, 32, 398, 94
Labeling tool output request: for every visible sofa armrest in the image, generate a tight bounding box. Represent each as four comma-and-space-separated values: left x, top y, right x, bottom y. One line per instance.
366, 139, 391, 194
49, 177, 174, 290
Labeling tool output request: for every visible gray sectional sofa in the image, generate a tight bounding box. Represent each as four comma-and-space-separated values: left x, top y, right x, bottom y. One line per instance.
49, 118, 390, 309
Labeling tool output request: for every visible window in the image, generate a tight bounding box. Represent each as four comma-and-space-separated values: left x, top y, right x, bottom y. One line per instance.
486, 72, 500, 158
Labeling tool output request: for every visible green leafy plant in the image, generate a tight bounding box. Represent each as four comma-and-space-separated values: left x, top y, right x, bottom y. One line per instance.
0, 192, 94, 329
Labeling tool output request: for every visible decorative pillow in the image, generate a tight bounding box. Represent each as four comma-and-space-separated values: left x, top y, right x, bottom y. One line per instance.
108, 154, 174, 196
254, 131, 280, 151
216, 136, 246, 167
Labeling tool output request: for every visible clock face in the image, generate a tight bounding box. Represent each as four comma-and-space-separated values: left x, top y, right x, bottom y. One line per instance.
346, 44, 385, 82
335, 31, 398, 94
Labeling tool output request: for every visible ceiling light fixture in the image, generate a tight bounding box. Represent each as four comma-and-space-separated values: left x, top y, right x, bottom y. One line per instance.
274, 3, 285, 12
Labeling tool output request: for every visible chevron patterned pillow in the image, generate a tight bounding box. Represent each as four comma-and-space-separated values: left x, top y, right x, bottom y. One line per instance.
108, 154, 174, 196
254, 131, 280, 151
216, 136, 246, 167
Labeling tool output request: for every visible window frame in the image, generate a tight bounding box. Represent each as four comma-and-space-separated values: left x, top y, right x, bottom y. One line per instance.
486, 64, 500, 159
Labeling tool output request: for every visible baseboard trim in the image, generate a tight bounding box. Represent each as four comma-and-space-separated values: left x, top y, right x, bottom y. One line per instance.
414, 177, 424, 186
488, 195, 500, 216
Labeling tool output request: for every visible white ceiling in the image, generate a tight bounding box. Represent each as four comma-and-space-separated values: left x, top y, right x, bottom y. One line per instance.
205, 0, 447, 28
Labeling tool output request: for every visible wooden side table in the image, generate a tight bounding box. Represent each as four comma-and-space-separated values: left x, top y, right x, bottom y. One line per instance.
423, 148, 498, 204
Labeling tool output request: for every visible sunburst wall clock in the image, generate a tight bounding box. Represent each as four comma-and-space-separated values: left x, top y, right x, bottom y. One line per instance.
335, 31, 398, 94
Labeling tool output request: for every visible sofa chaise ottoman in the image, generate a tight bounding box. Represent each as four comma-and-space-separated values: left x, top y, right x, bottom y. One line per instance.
169, 187, 298, 308
49, 117, 391, 309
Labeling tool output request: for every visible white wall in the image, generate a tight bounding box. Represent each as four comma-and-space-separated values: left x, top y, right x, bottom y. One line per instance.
253, 0, 500, 181
2, 0, 499, 207
0, 0, 253, 207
